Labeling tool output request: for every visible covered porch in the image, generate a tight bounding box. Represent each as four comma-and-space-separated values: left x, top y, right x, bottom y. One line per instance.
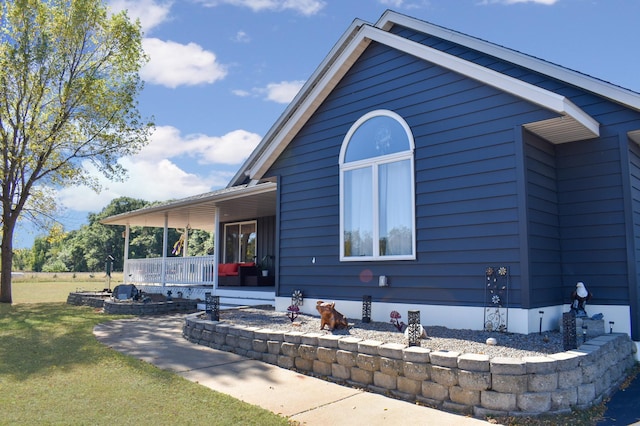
100, 182, 278, 306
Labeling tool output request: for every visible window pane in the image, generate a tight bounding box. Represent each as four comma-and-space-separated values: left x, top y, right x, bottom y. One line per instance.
344, 167, 373, 257
224, 224, 239, 263
379, 160, 413, 256
345, 115, 410, 162
240, 222, 256, 263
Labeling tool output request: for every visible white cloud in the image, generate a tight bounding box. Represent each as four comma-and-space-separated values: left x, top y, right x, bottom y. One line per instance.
265, 80, 304, 103
56, 158, 222, 212
108, 0, 173, 33
141, 38, 228, 88
139, 125, 262, 165
232, 89, 251, 97
233, 30, 251, 43
196, 0, 326, 16
235, 80, 305, 103
56, 126, 262, 212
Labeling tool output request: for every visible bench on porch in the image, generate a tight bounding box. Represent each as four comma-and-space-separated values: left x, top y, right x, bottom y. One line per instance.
218, 262, 257, 286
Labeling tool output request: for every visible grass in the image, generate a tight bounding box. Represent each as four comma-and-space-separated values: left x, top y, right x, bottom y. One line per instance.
11, 272, 123, 303
1, 277, 290, 425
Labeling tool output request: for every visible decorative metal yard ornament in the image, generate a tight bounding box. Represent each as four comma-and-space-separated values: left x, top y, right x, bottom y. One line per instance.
286, 305, 299, 322
390, 310, 405, 331
407, 310, 421, 347
362, 295, 372, 323
291, 290, 304, 306
484, 266, 509, 332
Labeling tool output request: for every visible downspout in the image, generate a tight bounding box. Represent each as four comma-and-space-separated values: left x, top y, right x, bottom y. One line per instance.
162, 213, 168, 287
123, 224, 130, 284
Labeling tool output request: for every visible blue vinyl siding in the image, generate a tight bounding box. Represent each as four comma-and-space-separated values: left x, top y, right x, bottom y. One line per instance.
556, 137, 629, 304
524, 132, 563, 307
628, 140, 640, 339
268, 40, 556, 308
264, 23, 640, 312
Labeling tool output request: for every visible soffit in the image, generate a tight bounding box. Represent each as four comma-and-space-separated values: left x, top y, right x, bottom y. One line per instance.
100, 183, 277, 230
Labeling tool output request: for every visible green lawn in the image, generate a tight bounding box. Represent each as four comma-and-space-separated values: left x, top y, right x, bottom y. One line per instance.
0, 277, 289, 425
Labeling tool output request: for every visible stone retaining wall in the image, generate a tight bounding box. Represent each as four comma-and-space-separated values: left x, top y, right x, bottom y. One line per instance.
182, 312, 637, 418
67, 292, 197, 315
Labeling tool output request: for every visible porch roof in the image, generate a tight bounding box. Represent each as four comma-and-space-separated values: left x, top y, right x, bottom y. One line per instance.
100, 182, 277, 230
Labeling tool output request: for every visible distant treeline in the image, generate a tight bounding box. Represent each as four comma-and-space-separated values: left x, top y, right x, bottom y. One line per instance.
12, 197, 214, 273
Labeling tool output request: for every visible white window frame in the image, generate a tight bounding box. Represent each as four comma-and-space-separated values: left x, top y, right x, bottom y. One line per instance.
339, 110, 416, 261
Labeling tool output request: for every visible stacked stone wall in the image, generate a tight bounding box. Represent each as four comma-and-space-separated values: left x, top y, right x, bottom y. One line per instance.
183, 313, 637, 418
67, 292, 197, 315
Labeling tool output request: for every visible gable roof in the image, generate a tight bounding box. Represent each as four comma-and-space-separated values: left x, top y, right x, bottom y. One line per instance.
230, 10, 640, 187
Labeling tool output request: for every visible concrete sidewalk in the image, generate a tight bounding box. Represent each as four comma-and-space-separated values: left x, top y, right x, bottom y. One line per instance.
93, 314, 491, 426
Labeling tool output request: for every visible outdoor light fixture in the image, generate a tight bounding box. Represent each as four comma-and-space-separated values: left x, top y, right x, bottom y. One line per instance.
205, 292, 220, 321
582, 324, 588, 344
407, 310, 421, 347
563, 312, 577, 351
362, 295, 372, 323
538, 310, 544, 335
609, 321, 615, 334
379, 275, 388, 287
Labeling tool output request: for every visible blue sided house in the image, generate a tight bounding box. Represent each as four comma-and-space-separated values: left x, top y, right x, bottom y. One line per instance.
102, 10, 640, 347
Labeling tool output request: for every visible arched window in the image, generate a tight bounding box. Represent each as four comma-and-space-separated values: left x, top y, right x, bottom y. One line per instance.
339, 110, 416, 261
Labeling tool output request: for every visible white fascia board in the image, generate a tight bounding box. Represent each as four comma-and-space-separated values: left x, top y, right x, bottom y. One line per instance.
378, 11, 640, 112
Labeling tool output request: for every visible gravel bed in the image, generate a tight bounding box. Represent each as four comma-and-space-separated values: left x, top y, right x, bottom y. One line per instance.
210, 306, 565, 358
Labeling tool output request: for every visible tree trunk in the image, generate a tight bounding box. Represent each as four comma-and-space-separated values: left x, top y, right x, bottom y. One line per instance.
0, 219, 15, 304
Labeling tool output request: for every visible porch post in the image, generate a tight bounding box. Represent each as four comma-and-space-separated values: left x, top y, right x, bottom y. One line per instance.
213, 208, 220, 290
123, 224, 130, 284
183, 227, 189, 257
161, 213, 168, 287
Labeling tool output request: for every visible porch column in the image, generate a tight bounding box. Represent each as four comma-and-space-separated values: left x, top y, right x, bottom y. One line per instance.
123, 224, 130, 284
183, 227, 189, 257
161, 213, 168, 287
213, 208, 220, 290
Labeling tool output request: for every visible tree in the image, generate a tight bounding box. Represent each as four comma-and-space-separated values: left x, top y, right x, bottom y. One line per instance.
0, 0, 152, 303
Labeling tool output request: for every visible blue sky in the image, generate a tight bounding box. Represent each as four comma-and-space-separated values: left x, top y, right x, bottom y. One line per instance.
15, 0, 640, 247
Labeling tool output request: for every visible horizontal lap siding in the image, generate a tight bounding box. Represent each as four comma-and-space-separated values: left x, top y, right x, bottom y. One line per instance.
525, 132, 563, 306
269, 40, 554, 308
395, 24, 640, 308
629, 141, 640, 339
556, 136, 629, 304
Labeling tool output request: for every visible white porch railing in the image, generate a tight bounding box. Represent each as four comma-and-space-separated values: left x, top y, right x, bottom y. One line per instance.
124, 256, 215, 285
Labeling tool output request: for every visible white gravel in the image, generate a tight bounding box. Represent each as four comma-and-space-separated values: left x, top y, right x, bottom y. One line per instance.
212, 306, 566, 359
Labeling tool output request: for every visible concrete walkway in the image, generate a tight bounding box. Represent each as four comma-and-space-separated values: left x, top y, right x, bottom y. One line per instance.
93, 314, 491, 426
